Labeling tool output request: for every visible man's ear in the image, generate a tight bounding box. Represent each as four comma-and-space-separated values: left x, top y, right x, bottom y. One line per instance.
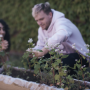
49, 12, 53, 18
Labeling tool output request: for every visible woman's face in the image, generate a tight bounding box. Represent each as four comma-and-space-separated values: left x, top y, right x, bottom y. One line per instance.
0, 23, 5, 39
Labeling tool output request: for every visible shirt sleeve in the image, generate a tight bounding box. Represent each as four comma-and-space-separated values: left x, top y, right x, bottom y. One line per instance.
45, 20, 72, 50
33, 28, 45, 50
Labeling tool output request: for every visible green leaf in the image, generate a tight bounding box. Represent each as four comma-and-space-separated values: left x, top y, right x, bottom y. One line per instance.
61, 55, 68, 59
34, 69, 39, 74
56, 59, 61, 63
49, 71, 53, 75
52, 62, 58, 68
44, 63, 48, 68
36, 49, 43, 52
59, 71, 64, 76
55, 74, 60, 80
34, 64, 40, 69
66, 75, 72, 80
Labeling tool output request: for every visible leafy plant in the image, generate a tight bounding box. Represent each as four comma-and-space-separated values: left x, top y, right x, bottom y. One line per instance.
21, 38, 76, 89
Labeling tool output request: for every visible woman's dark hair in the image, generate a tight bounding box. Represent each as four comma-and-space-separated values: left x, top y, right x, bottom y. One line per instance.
0, 19, 10, 51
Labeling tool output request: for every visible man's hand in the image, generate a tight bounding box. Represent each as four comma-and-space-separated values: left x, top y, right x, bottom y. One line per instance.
26, 48, 36, 58
26, 47, 49, 58
33, 48, 49, 58
28, 50, 39, 58
1, 40, 8, 50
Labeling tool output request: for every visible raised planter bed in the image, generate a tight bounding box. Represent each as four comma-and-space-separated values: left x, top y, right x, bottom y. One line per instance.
0, 66, 63, 90
0, 74, 63, 90
1, 65, 90, 90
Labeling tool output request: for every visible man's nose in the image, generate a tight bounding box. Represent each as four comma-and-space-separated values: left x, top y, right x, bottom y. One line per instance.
37, 21, 42, 26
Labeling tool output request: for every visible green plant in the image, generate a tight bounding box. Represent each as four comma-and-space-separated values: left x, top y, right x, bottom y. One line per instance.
21, 38, 75, 89
0, 37, 89, 89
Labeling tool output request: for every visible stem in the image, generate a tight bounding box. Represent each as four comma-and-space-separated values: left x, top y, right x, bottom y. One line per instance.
80, 56, 85, 81
77, 51, 85, 80
59, 56, 62, 87
58, 68, 61, 87
59, 74, 61, 87
77, 51, 86, 88
50, 54, 55, 84
39, 69, 42, 80
52, 67, 55, 84
27, 58, 31, 70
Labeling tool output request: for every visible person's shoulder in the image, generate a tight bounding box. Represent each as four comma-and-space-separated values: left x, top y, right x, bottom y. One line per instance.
51, 9, 65, 24
52, 9, 65, 16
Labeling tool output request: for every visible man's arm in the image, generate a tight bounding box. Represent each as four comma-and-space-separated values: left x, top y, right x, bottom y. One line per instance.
33, 28, 45, 50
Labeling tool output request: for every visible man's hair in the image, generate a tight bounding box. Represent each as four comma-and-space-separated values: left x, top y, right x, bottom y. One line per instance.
32, 2, 52, 17
0, 19, 10, 51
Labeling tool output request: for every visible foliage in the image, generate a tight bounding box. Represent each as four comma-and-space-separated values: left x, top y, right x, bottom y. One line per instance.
0, 0, 90, 51
0, 38, 90, 89
22, 39, 73, 88
21, 38, 90, 89
6, 55, 24, 67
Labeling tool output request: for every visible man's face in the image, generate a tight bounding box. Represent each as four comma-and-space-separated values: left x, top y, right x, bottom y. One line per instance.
34, 10, 52, 30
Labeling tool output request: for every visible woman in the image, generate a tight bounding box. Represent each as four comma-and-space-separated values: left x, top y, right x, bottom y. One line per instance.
0, 19, 10, 51
0, 19, 10, 73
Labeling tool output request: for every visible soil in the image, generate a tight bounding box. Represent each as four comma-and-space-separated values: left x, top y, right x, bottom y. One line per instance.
0, 81, 29, 90
3, 68, 40, 83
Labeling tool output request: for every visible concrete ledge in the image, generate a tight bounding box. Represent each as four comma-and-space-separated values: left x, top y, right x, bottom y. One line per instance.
0, 74, 63, 90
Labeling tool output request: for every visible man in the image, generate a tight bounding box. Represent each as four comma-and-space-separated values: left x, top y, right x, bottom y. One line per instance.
28, 2, 89, 74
